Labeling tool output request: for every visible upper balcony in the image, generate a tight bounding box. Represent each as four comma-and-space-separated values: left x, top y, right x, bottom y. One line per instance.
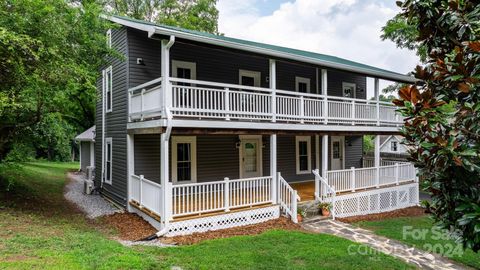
128, 77, 403, 132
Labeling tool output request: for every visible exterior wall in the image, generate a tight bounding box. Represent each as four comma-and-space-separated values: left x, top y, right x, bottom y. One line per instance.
80, 142, 91, 172
327, 135, 364, 170
133, 134, 322, 184
95, 27, 129, 206
127, 28, 161, 88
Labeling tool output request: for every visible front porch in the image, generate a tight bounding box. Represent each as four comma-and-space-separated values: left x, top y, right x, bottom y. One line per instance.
126, 132, 419, 236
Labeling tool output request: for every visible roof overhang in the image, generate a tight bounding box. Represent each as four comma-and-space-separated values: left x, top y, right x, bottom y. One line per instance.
105, 15, 418, 84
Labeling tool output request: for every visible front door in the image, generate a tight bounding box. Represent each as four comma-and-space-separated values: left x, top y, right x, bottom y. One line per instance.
331, 136, 344, 170
239, 136, 262, 178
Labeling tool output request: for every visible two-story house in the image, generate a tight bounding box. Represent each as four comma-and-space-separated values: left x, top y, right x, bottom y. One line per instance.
95, 15, 419, 237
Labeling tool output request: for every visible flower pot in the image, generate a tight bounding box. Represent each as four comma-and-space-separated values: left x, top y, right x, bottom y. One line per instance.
297, 214, 303, 223
321, 208, 330, 217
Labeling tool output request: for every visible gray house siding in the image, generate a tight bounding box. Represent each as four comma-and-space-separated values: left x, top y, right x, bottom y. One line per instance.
95, 27, 129, 206
133, 134, 319, 184
345, 136, 363, 169
80, 142, 91, 172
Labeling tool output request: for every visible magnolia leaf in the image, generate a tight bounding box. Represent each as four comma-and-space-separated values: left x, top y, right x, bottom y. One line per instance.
458, 83, 470, 93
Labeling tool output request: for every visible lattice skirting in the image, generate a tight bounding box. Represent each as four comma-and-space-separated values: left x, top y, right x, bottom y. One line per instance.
166, 205, 280, 237
332, 183, 419, 218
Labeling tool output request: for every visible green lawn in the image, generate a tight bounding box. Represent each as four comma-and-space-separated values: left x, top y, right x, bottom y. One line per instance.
355, 216, 480, 269
0, 162, 415, 269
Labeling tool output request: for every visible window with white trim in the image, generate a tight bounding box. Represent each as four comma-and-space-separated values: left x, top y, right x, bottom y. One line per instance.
296, 136, 311, 174
106, 29, 112, 49
295, 76, 311, 93
103, 66, 112, 113
391, 141, 398, 152
105, 138, 112, 185
172, 136, 197, 183
342, 82, 356, 98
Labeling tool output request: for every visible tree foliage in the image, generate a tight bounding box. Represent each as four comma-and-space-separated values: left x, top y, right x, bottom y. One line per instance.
390, 0, 480, 251
0, 0, 111, 161
107, 0, 219, 34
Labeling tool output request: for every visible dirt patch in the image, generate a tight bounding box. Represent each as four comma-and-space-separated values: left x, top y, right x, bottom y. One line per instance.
338, 206, 427, 223
161, 217, 303, 245
102, 212, 157, 241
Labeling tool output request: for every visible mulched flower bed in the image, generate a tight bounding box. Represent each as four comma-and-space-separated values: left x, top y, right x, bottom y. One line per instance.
161, 217, 303, 245
102, 212, 157, 241
103, 213, 302, 244
337, 206, 427, 223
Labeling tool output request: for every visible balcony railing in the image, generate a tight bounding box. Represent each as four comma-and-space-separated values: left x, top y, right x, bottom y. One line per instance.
128, 77, 403, 127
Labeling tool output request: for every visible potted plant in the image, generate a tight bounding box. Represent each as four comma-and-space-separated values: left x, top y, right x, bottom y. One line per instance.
318, 202, 332, 216
296, 207, 306, 222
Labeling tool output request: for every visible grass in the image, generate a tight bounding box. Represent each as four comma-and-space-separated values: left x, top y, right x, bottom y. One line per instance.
0, 162, 415, 269
355, 216, 480, 269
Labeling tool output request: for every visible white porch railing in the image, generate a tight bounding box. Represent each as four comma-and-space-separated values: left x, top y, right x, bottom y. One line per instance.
278, 172, 300, 223
313, 169, 336, 220
130, 174, 163, 217
171, 176, 273, 218
326, 163, 416, 193
128, 77, 403, 127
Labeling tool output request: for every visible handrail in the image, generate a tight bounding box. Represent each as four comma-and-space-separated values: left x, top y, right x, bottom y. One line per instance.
277, 172, 300, 223
128, 77, 163, 93
313, 169, 336, 220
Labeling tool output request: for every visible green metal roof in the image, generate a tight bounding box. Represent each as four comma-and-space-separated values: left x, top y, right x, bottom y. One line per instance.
107, 14, 416, 83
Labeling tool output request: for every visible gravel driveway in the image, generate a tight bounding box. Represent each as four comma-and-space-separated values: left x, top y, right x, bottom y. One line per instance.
64, 172, 121, 219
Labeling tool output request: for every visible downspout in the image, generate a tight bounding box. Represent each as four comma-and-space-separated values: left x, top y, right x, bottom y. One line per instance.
101, 70, 105, 189
140, 35, 175, 242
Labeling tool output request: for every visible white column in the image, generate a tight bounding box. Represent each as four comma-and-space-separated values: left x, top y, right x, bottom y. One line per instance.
374, 135, 380, 188
269, 59, 276, 122
160, 133, 171, 227
374, 78, 380, 126
270, 134, 277, 203
126, 133, 135, 212
321, 69, 328, 124
161, 40, 171, 116
315, 135, 320, 170
321, 135, 329, 178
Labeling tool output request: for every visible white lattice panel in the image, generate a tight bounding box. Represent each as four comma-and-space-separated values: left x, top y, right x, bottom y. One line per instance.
333, 183, 419, 218
166, 205, 280, 237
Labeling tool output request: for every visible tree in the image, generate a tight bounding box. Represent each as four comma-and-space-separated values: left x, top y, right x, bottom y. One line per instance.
107, 0, 219, 34
0, 0, 111, 161
387, 0, 480, 251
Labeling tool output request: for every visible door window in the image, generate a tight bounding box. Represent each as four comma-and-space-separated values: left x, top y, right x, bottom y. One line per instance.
342, 82, 356, 98
295, 77, 311, 93
332, 141, 340, 159
244, 142, 257, 172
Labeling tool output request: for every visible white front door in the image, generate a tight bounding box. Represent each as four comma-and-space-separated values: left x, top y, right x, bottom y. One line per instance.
331, 136, 344, 170
239, 136, 262, 178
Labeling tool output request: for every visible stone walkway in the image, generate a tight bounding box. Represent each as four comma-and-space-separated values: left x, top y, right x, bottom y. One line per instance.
302, 218, 467, 270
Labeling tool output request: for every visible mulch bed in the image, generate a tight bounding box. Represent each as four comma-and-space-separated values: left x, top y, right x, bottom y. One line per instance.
161, 217, 302, 245
103, 213, 302, 244
102, 212, 157, 241
337, 206, 427, 223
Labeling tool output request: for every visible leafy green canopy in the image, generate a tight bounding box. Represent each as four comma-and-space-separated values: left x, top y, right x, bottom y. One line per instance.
389, 0, 480, 251
0, 0, 111, 161
107, 0, 219, 34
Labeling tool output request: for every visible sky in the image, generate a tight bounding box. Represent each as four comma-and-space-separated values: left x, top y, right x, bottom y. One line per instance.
216, 0, 420, 97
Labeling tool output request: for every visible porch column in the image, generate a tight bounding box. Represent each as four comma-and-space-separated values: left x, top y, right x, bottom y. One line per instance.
321, 69, 328, 124
161, 38, 173, 116
126, 133, 134, 212
270, 134, 277, 203
321, 135, 329, 178
160, 133, 172, 227
269, 59, 276, 122
374, 135, 380, 188
374, 78, 380, 126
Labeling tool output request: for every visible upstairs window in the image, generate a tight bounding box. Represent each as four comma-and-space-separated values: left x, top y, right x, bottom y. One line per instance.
103, 66, 112, 113
296, 136, 311, 174
295, 77, 311, 93
106, 29, 112, 49
391, 141, 398, 152
342, 82, 356, 98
